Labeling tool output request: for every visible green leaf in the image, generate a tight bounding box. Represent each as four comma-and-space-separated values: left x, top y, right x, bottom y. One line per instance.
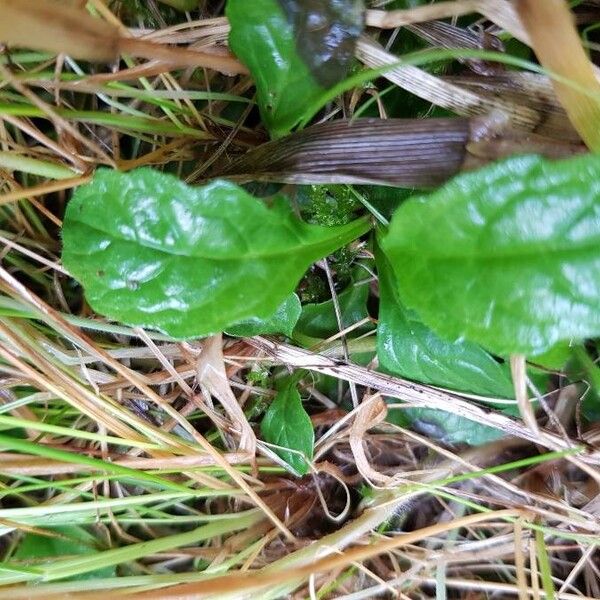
14, 526, 115, 581
295, 281, 370, 339
277, 0, 364, 88
261, 377, 314, 475
386, 406, 505, 446
535, 527, 557, 600
530, 341, 573, 370
226, 293, 301, 337
226, 0, 364, 137
377, 247, 514, 447
574, 346, 600, 421
377, 246, 547, 446
376, 248, 514, 398
381, 154, 600, 356
61, 168, 369, 339
582, 390, 600, 422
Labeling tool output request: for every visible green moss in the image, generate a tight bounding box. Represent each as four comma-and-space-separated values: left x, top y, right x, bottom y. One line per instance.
305, 185, 359, 227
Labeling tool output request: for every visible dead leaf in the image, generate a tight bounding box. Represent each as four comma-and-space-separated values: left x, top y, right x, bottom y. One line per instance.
196, 334, 256, 457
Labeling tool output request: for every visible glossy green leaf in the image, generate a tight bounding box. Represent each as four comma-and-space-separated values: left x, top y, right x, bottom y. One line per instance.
226, 293, 301, 337
295, 281, 370, 339
377, 248, 514, 446
62, 168, 369, 339
227, 0, 318, 138
278, 0, 364, 88
261, 378, 314, 475
226, 0, 364, 138
381, 154, 600, 356
376, 249, 514, 398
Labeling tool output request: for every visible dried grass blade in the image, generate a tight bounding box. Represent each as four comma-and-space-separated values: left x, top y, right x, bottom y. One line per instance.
516, 0, 600, 152
365, 1, 481, 28
349, 394, 390, 485
511, 354, 539, 436
407, 19, 505, 76
0, 269, 291, 538
355, 37, 541, 131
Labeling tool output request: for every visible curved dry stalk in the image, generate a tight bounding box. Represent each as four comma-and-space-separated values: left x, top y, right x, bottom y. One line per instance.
0, 0, 246, 75
247, 337, 600, 465
195, 334, 257, 457
348, 394, 390, 485
511, 354, 539, 436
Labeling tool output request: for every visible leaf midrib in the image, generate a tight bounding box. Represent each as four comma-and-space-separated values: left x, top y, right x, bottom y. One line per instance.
69, 217, 365, 262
